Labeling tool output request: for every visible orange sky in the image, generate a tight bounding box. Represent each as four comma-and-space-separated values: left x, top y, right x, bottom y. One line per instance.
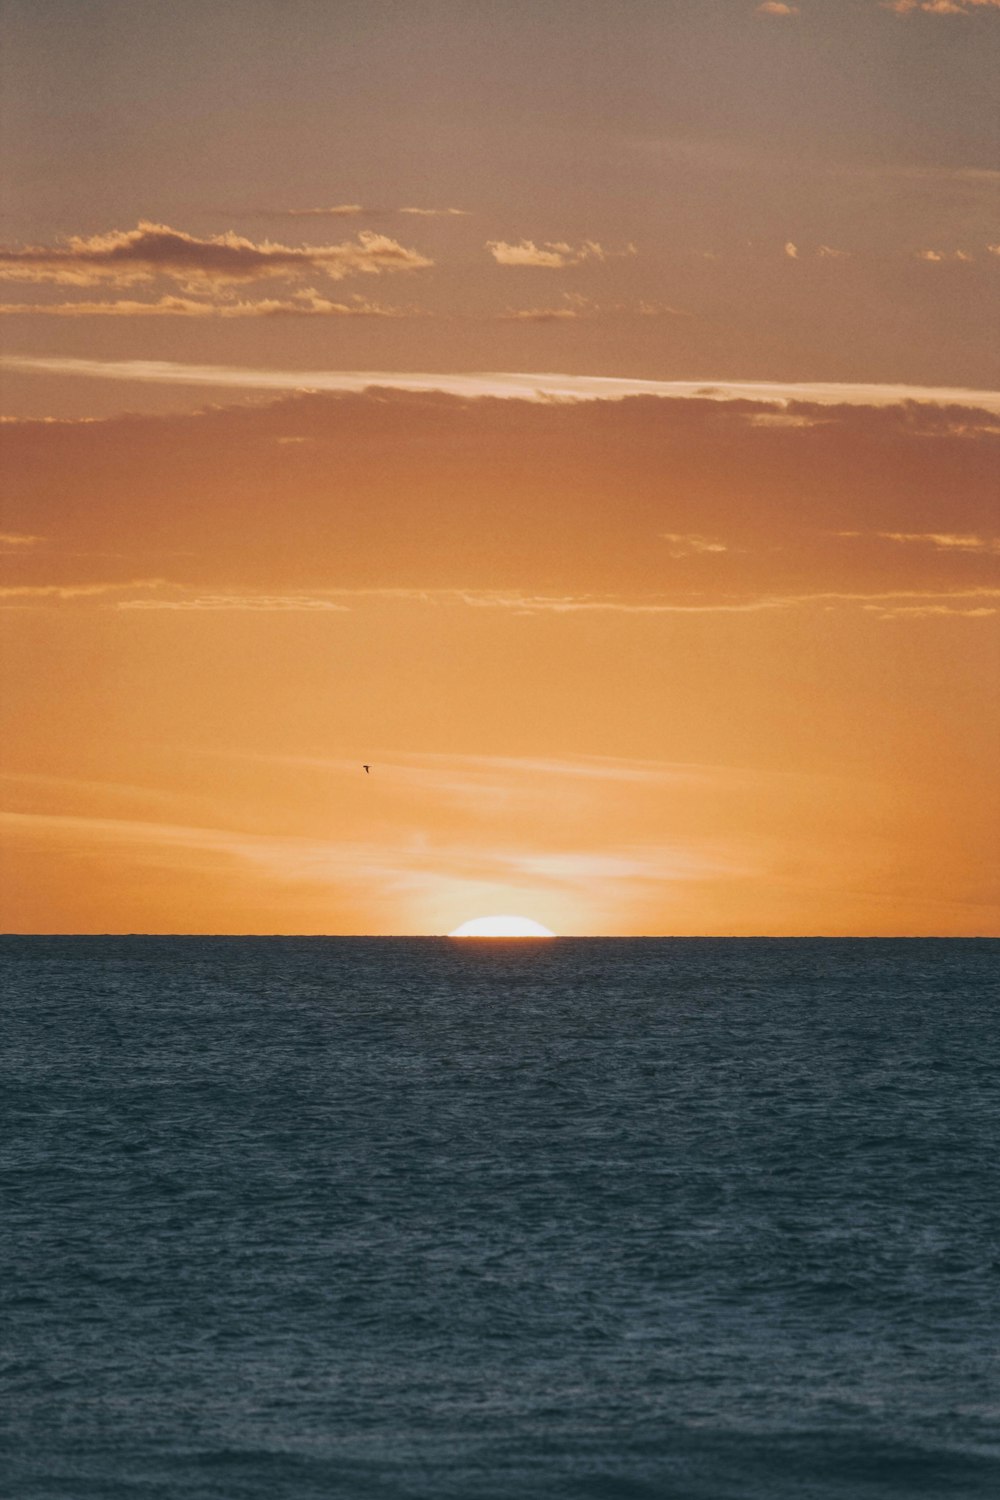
1, 1, 997, 933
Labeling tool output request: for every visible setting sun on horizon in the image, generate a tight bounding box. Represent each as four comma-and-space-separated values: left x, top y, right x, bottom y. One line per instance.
449, 916, 557, 938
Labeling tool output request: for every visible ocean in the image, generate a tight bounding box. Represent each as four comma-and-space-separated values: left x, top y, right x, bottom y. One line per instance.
1, 937, 998, 1499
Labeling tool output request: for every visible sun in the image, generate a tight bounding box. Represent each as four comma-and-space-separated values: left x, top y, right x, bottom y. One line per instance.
449, 915, 556, 938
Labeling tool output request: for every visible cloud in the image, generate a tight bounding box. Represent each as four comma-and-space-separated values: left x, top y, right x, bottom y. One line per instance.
446, 587, 1000, 618
498, 295, 688, 322
250, 749, 715, 792
864, 604, 996, 617
118, 593, 351, 612
282, 204, 367, 217
0, 532, 43, 546
757, 2, 800, 15
498, 291, 597, 321
499, 306, 583, 322
917, 248, 975, 261
884, 0, 1000, 13
0, 807, 730, 908
748, 411, 830, 428
0, 221, 433, 288
9, 573, 999, 620
6, 357, 998, 413
635, 300, 690, 316
446, 591, 789, 616
787, 243, 852, 260
266, 204, 467, 219
399, 206, 469, 217
0, 579, 167, 603
486, 239, 633, 268
0, 291, 416, 318
661, 533, 729, 557
840, 530, 1000, 554
397, 751, 704, 787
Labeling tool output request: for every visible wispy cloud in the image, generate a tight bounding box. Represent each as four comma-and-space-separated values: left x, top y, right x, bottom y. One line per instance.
0, 578, 167, 603
660, 533, 729, 557
0, 291, 417, 318
883, 0, 1000, 14
452, 587, 1000, 618
865, 603, 996, 617
757, 2, 799, 14
784, 242, 852, 260
260, 204, 468, 219
486, 239, 634, 268
114, 587, 785, 617
838, 530, 1000, 554
916, 248, 975, 262
399, 206, 469, 217
497, 294, 687, 322
0, 807, 729, 900
10, 577, 999, 620
118, 593, 351, 612
498, 304, 587, 322
882, 532, 1000, 552
5, 357, 998, 413
400, 751, 705, 787
281, 204, 367, 217
0, 222, 433, 288
0, 532, 43, 546
498, 292, 598, 322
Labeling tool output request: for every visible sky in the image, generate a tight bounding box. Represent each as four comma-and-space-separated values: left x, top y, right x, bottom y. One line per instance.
0, 0, 997, 934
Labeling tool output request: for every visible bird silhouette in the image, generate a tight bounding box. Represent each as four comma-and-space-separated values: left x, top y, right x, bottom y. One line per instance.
363, 764, 371, 774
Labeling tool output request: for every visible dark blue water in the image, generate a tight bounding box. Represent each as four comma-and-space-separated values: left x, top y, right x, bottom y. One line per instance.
2, 938, 998, 1499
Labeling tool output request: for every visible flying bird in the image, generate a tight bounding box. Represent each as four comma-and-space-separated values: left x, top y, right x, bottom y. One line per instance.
363, 764, 371, 773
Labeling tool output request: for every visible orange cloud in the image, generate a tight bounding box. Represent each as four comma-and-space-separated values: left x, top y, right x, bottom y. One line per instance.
0, 291, 416, 318
884, 0, 1000, 12
12, 358, 998, 415
863, 603, 996, 617
757, 2, 799, 15
0, 579, 167, 603
270, 204, 467, 219
841, 530, 1000, 554
8, 580, 998, 621
497, 294, 688, 322
118, 593, 352, 612
282, 204, 367, 217
0, 222, 433, 288
498, 306, 585, 321
398, 206, 469, 217
661, 533, 729, 557
486, 239, 633, 268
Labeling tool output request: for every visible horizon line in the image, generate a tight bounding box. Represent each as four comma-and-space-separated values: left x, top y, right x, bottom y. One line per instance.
1, 933, 994, 941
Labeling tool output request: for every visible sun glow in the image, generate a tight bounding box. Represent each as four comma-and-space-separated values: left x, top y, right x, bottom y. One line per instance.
448, 915, 556, 938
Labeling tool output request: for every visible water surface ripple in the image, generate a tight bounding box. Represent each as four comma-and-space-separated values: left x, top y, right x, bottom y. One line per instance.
2, 937, 998, 1498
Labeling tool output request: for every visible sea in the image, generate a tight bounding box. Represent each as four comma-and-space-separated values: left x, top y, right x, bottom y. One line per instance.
1, 937, 998, 1500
